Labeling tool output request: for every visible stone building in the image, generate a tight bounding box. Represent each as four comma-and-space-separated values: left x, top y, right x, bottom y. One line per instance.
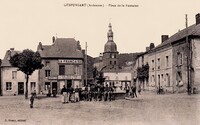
133, 13, 200, 94
171, 13, 200, 93
102, 23, 119, 72
147, 36, 173, 92
1, 48, 39, 96
37, 38, 84, 94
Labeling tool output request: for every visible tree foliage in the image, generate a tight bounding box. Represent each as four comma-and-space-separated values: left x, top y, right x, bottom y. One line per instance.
9, 49, 43, 99
137, 63, 149, 82
96, 72, 106, 85
9, 49, 43, 75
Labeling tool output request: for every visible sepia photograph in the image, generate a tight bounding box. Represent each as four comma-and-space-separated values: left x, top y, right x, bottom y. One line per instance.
0, 0, 200, 125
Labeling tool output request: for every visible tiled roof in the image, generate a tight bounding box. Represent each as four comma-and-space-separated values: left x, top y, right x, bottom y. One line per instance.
38, 38, 83, 59
1, 50, 20, 67
151, 23, 200, 51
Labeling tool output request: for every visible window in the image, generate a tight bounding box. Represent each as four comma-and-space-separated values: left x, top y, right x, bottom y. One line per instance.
152, 60, 154, 71
45, 82, 50, 91
114, 61, 116, 65
6, 82, 12, 90
157, 58, 160, 69
74, 65, 79, 75
31, 82, 36, 90
12, 71, 17, 79
166, 56, 169, 67
59, 65, 65, 75
45, 70, 51, 77
177, 52, 183, 65
142, 56, 144, 65
110, 61, 112, 65
45, 61, 50, 67
166, 74, 170, 86
152, 75, 154, 82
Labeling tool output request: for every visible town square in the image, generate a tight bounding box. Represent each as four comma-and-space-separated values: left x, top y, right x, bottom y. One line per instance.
1, 0, 200, 125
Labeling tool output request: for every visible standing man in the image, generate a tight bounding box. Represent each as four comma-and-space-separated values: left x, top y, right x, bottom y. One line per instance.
61, 85, 67, 104
132, 84, 137, 98
29, 93, 35, 108
74, 85, 80, 102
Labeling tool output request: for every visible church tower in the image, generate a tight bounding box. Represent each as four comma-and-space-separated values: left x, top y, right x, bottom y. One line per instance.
102, 23, 119, 72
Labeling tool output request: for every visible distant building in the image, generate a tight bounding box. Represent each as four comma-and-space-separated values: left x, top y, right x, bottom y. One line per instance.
1, 48, 39, 96
171, 13, 200, 93
148, 36, 173, 92
134, 13, 200, 94
37, 38, 85, 94
102, 23, 119, 72
104, 72, 132, 92
94, 23, 140, 91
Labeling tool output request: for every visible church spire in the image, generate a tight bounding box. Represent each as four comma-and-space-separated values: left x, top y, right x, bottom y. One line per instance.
107, 23, 113, 41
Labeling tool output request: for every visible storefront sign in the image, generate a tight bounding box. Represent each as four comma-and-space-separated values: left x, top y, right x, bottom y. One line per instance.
58, 59, 82, 64
48, 76, 57, 80
58, 75, 81, 80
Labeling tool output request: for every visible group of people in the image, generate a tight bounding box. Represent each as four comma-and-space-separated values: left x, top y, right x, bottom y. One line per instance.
61, 85, 80, 103
125, 84, 141, 98
61, 84, 115, 103
82, 84, 114, 102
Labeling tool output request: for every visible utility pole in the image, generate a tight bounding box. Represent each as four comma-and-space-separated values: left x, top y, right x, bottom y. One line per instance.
85, 42, 88, 86
186, 14, 191, 95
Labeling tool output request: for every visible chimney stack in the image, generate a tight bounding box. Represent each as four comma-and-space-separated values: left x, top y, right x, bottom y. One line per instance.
196, 13, 200, 25
10, 48, 14, 51
149, 43, 155, 50
161, 35, 169, 43
52, 36, 55, 43
146, 47, 150, 51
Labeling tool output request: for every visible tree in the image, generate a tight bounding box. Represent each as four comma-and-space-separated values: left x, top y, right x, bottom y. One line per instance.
137, 63, 149, 89
96, 72, 106, 85
9, 49, 43, 99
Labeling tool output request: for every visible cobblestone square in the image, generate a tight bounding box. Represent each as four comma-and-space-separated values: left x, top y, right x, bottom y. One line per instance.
0, 92, 200, 125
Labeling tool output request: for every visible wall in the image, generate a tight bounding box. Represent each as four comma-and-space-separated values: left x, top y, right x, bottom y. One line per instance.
172, 40, 188, 93
104, 72, 132, 92
1, 67, 38, 96
192, 38, 200, 93
148, 46, 173, 92
39, 59, 84, 94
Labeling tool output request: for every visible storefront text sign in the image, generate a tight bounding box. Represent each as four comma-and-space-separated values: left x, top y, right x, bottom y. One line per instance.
58, 59, 82, 64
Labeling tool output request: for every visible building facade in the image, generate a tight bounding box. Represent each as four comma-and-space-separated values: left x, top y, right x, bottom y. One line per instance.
37, 38, 84, 94
102, 23, 119, 72
133, 13, 200, 94
171, 13, 200, 93
148, 37, 173, 92
1, 48, 39, 96
104, 72, 132, 92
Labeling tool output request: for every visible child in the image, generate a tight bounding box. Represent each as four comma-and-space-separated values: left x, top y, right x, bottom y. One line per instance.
29, 93, 34, 108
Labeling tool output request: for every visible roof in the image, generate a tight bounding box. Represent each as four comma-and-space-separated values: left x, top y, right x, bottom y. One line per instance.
104, 41, 118, 53
1, 50, 20, 67
150, 23, 200, 52
38, 38, 84, 59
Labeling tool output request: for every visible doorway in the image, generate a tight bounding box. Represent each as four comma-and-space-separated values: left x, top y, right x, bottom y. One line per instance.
67, 80, 72, 88
52, 82, 57, 93
18, 82, 24, 95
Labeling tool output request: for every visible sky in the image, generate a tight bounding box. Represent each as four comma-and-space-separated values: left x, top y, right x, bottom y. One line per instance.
0, 0, 200, 59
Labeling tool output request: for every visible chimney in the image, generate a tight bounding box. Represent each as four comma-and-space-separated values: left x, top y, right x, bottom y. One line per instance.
149, 43, 155, 50
196, 13, 200, 25
52, 36, 55, 43
161, 35, 169, 43
7, 50, 11, 60
146, 47, 150, 51
10, 48, 14, 51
